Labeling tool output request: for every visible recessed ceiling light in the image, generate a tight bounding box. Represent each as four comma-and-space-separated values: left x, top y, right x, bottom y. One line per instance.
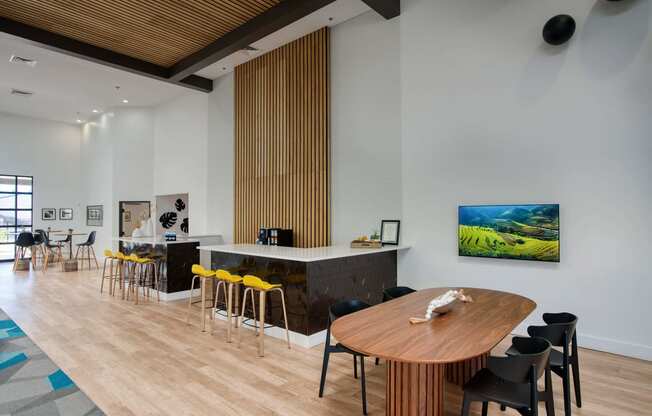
76, 119, 83, 123
9, 55, 37, 67
92, 109, 100, 113
122, 99, 129, 104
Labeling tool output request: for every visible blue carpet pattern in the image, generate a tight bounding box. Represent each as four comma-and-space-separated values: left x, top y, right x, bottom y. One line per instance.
0, 309, 103, 415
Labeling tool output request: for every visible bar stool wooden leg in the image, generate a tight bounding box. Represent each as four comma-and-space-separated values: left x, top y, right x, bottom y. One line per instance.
153, 262, 160, 302
186, 275, 199, 324
201, 277, 207, 331
250, 288, 258, 335
274, 288, 291, 349
134, 263, 140, 305
258, 289, 266, 357
238, 287, 250, 348
226, 282, 234, 342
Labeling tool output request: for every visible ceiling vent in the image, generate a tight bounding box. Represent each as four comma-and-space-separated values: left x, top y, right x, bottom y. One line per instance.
10, 88, 34, 97
9, 55, 37, 67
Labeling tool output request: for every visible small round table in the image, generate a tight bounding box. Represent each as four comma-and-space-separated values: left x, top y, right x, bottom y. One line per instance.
330, 287, 536, 416
50, 232, 89, 271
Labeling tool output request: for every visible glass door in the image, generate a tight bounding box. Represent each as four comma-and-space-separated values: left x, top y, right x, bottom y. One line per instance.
0, 175, 33, 262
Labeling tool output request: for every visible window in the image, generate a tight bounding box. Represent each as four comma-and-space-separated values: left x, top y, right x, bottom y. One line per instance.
0, 175, 33, 261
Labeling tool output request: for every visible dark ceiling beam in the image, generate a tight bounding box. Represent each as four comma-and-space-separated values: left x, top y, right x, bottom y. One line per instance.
361, 0, 401, 20
169, 0, 338, 82
0, 17, 213, 93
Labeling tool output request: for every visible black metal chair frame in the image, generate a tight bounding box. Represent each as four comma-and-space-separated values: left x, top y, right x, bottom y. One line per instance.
462, 336, 554, 416
318, 299, 370, 415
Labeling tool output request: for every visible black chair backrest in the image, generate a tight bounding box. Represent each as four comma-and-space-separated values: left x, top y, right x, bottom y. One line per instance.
382, 286, 416, 302
527, 312, 578, 347
86, 231, 96, 245
15, 232, 35, 247
33, 231, 44, 245
329, 299, 371, 325
489, 337, 551, 383
40, 230, 52, 245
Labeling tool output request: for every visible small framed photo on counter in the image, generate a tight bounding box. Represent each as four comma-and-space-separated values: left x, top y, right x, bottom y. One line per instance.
381, 220, 400, 245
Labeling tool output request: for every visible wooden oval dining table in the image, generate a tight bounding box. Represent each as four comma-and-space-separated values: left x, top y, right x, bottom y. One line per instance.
330, 287, 536, 416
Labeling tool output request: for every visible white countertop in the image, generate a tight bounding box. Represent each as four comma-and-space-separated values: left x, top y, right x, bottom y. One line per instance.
116, 235, 221, 245
198, 243, 409, 262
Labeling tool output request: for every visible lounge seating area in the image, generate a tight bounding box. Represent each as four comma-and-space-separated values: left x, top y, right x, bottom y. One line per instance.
1, 1, 650, 415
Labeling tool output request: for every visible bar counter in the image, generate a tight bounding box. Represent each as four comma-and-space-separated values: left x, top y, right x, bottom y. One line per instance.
199, 243, 408, 345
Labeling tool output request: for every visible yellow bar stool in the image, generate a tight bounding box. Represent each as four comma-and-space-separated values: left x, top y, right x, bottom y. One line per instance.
122, 254, 139, 301
238, 275, 291, 357
100, 249, 117, 295
212, 270, 244, 342
132, 256, 160, 305
111, 252, 126, 297
186, 264, 218, 331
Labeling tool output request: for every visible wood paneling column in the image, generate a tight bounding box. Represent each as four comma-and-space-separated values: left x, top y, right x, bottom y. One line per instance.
234, 28, 330, 248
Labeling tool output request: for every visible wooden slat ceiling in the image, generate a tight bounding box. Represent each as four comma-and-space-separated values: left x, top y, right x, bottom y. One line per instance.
0, 0, 281, 67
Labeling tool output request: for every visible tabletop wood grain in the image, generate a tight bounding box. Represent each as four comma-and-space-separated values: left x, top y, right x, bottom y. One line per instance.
330, 287, 536, 364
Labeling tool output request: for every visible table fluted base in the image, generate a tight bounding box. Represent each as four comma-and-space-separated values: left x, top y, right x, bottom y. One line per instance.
386, 360, 444, 416
445, 353, 488, 386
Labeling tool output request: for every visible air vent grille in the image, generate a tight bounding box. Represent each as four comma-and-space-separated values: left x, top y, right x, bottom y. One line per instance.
9, 55, 37, 67
10, 88, 34, 97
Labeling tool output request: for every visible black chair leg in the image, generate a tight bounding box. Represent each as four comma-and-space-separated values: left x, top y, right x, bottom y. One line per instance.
461, 394, 471, 416
375, 357, 379, 366
562, 366, 571, 416
501, 405, 507, 411
571, 355, 582, 407
318, 347, 330, 397
545, 367, 556, 416
482, 401, 488, 416
353, 355, 358, 379
360, 356, 367, 415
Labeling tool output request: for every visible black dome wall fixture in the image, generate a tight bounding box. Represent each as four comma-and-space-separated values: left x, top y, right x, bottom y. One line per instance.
543, 15, 576, 45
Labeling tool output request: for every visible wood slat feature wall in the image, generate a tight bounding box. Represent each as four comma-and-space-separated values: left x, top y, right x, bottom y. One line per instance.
0, 0, 280, 66
234, 28, 330, 248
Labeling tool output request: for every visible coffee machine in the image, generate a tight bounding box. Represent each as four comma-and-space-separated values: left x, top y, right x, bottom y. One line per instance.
256, 227, 293, 247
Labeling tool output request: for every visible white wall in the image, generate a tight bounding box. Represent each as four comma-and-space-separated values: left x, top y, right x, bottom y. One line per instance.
206, 74, 235, 242
0, 112, 84, 234
81, 108, 154, 252
398, 0, 652, 360
331, 12, 402, 243
154, 93, 208, 235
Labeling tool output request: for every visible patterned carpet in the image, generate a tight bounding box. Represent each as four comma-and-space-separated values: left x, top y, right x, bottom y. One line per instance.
0, 309, 103, 415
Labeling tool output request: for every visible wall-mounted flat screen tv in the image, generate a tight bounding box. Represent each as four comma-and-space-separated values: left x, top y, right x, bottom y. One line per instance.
458, 204, 559, 262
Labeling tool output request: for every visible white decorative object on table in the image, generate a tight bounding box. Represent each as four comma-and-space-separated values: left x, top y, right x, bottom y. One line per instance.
409, 289, 473, 324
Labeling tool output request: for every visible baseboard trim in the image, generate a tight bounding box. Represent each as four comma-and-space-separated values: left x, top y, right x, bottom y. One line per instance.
512, 328, 651, 361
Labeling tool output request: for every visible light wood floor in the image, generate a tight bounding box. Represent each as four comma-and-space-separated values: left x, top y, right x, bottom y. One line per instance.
0, 263, 650, 415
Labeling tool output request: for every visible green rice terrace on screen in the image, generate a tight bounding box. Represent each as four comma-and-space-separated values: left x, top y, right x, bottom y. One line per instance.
458, 204, 560, 262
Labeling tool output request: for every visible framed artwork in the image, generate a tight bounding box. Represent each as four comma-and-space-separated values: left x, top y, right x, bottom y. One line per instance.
381, 220, 401, 245
42, 208, 56, 221
458, 204, 560, 262
59, 208, 73, 221
86, 205, 103, 226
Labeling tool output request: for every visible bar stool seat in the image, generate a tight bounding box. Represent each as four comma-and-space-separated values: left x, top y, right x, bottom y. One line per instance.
238, 275, 290, 357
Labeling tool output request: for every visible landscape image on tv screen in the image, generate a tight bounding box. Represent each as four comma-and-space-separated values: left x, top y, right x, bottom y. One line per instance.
458, 204, 559, 262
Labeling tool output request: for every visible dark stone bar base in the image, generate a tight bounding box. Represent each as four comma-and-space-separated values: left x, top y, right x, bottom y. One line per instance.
211, 250, 397, 336
122, 242, 199, 293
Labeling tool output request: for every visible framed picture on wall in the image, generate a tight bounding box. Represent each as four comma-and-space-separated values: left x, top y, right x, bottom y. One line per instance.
42, 208, 56, 221
86, 205, 103, 226
381, 220, 401, 245
59, 208, 73, 221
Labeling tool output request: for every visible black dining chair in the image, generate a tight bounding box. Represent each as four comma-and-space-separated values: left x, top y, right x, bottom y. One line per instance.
462, 336, 554, 416
374, 286, 417, 365
75, 231, 99, 269
42, 231, 63, 271
32, 230, 46, 268
319, 299, 371, 415
506, 313, 580, 416
13, 232, 35, 271
382, 286, 417, 302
